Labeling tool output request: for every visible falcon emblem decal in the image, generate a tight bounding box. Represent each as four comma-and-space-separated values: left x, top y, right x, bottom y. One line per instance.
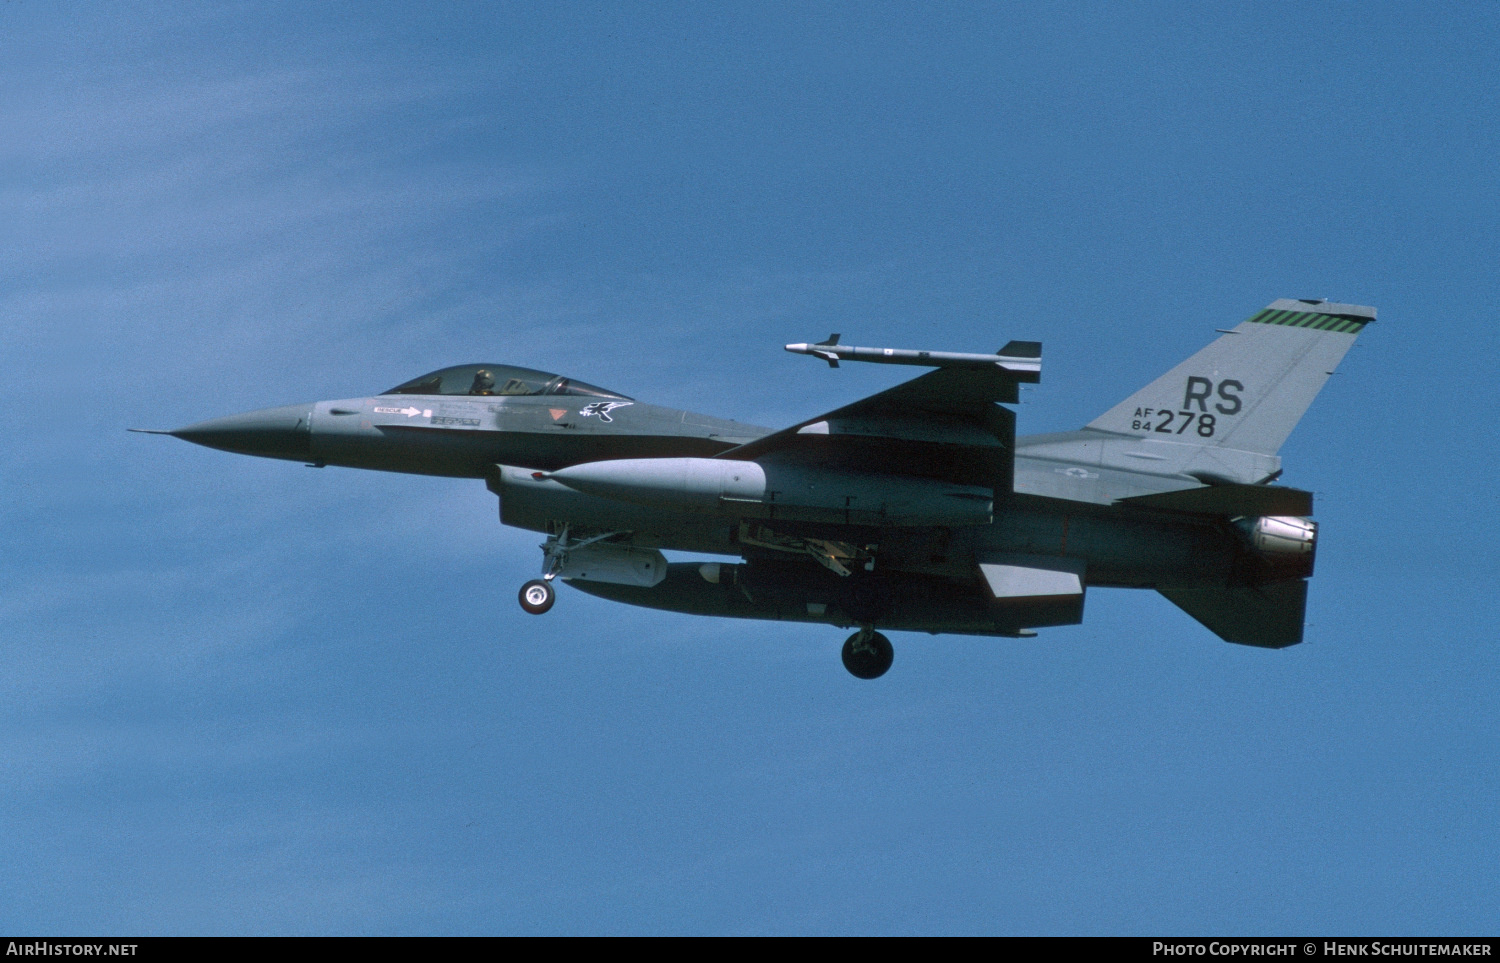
579, 402, 633, 423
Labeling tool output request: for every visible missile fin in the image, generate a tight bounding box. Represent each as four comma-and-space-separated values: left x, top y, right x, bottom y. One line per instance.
999, 340, 1042, 358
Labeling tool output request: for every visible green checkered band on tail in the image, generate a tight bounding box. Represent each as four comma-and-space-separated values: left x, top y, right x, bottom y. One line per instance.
1246, 308, 1368, 333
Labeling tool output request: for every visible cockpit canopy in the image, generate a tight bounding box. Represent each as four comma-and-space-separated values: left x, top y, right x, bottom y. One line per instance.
382, 364, 631, 400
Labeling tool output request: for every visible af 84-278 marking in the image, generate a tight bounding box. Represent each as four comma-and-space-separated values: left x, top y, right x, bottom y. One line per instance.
135, 298, 1373, 679
1132, 377, 1245, 436
1132, 408, 1218, 437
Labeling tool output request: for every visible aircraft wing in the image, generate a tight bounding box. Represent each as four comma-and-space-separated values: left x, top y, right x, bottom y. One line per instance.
715, 365, 1024, 490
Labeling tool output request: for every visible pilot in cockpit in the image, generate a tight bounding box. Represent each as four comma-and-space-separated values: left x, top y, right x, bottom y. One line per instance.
469, 369, 496, 395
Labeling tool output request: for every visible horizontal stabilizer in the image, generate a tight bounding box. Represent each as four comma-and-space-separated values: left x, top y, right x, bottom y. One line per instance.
1159, 579, 1308, 648
1118, 484, 1312, 516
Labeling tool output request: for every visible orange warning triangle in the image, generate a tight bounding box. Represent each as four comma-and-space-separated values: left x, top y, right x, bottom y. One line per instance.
549, 409, 567, 421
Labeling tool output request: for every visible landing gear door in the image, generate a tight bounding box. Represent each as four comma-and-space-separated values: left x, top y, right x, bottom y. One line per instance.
557, 543, 668, 588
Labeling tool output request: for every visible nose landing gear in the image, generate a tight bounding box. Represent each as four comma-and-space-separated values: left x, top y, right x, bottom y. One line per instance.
841, 628, 894, 679
518, 524, 579, 616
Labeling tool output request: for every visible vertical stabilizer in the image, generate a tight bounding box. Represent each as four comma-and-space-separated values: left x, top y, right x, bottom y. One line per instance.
1087, 300, 1374, 456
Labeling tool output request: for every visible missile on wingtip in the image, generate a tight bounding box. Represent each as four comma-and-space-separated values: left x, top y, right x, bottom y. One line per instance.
785, 334, 1041, 379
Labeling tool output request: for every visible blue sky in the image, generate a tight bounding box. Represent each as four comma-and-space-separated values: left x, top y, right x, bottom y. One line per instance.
2, 2, 1496, 935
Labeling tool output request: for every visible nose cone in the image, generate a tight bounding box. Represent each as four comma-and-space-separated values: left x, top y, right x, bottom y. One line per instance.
171, 403, 314, 460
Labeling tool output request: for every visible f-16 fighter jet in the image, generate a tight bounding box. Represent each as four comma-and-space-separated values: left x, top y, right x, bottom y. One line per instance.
136, 298, 1371, 679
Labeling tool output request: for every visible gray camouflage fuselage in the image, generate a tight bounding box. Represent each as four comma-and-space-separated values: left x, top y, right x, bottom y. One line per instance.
151, 299, 1372, 653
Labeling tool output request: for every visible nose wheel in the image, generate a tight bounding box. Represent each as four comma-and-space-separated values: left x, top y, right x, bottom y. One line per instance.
519, 578, 555, 614
842, 628, 893, 679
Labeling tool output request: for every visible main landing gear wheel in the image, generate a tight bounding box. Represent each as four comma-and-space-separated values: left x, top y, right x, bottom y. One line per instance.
842, 629, 894, 680
519, 579, 555, 615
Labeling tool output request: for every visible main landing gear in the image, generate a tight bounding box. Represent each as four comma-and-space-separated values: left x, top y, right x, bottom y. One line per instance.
519, 578, 555, 614
842, 628, 894, 680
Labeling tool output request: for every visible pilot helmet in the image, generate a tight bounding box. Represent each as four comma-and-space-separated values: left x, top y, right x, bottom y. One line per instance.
470, 369, 496, 395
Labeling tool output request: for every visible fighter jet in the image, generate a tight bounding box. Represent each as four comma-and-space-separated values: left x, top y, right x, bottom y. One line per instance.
136, 298, 1371, 678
